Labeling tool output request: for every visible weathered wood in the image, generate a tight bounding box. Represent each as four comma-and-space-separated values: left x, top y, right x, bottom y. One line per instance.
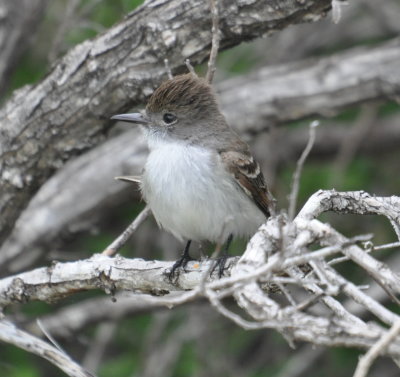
0, 0, 332, 244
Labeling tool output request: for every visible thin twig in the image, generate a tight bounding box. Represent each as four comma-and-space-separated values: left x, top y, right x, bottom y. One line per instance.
102, 206, 150, 256
288, 120, 319, 220
205, 0, 220, 84
374, 241, 400, 251
353, 319, 400, 377
185, 59, 197, 77
329, 240, 400, 266
276, 282, 297, 306
36, 319, 66, 354
164, 58, 173, 79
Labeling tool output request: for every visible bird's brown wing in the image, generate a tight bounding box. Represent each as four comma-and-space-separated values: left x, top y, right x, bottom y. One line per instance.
220, 150, 275, 217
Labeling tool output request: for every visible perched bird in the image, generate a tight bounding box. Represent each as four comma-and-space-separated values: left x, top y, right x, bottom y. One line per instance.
112, 74, 275, 277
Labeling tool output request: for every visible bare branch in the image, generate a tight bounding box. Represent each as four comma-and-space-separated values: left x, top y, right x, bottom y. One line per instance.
185, 59, 197, 77
0, 320, 94, 377
3, 39, 400, 267
0, 255, 220, 308
205, 0, 220, 84
2, 189, 400, 358
354, 319, 400, 377
102, 206, 150, 256
288, 120, 319, 220
164, 59, 173, 80
218, 38, 400, 134
0, 0, 332, 244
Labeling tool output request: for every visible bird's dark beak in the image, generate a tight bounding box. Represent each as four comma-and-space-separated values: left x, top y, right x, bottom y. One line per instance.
111, 112, 150, 125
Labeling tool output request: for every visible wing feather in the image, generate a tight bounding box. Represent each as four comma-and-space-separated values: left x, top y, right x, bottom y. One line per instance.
220, 150, 275, 217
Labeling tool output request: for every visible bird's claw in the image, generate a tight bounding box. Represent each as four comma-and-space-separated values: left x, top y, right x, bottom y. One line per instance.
168, 254, 194, 282
210, 254, 229, 278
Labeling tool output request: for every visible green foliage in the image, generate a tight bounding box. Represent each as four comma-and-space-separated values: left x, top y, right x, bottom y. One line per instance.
2, 348, 41, 377
99, 354, 138, 377
174, 344, 198, 377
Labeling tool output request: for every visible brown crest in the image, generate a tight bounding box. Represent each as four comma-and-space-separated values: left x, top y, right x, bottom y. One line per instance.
146, 74, 218, 114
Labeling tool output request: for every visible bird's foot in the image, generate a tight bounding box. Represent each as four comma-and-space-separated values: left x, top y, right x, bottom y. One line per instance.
168, 254, 194, 282
210, 254, 229, 278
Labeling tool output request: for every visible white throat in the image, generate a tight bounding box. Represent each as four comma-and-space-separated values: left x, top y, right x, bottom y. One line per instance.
140, 137, 265, 243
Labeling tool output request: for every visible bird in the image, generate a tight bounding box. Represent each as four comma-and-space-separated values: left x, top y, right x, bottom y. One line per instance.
111, 73, 275, 278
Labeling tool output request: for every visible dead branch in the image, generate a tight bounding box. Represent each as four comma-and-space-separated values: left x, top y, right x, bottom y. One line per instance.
1, 190, 400, 359
354, 319, 400, 377
205, 0, 220, 84
0, 0, 332, 246
4, 40, 400, 270
0, 320, 94, 377
288, 120, 319, 220
219, 38, 400, 134
102, 205, 150, 256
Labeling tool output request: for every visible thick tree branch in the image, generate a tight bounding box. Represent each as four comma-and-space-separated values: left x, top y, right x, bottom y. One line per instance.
0, 0, 332, 245
2, 190, 400, 358
4, 39, 400, 269
0, 255, 230, 308
219, 38, 400, 134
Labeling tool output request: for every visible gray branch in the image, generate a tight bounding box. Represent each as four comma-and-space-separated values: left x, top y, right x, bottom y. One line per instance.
2, 191, 400, 359
0, 320, 94, 377
219, 38, 400, 134
4, 39, 400, 269
0, 0, 332, 245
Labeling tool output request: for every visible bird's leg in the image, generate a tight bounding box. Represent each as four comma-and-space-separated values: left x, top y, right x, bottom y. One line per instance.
168, 240, 193, 281
211, 234, 233, 278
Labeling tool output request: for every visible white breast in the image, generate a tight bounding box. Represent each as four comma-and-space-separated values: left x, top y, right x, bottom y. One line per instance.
141, 140, 265, 243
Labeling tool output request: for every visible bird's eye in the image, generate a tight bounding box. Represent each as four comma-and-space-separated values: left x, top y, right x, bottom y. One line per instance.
163, 113, 177, 124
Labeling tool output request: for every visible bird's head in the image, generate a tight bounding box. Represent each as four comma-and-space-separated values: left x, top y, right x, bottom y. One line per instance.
111, 74, 224, 143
